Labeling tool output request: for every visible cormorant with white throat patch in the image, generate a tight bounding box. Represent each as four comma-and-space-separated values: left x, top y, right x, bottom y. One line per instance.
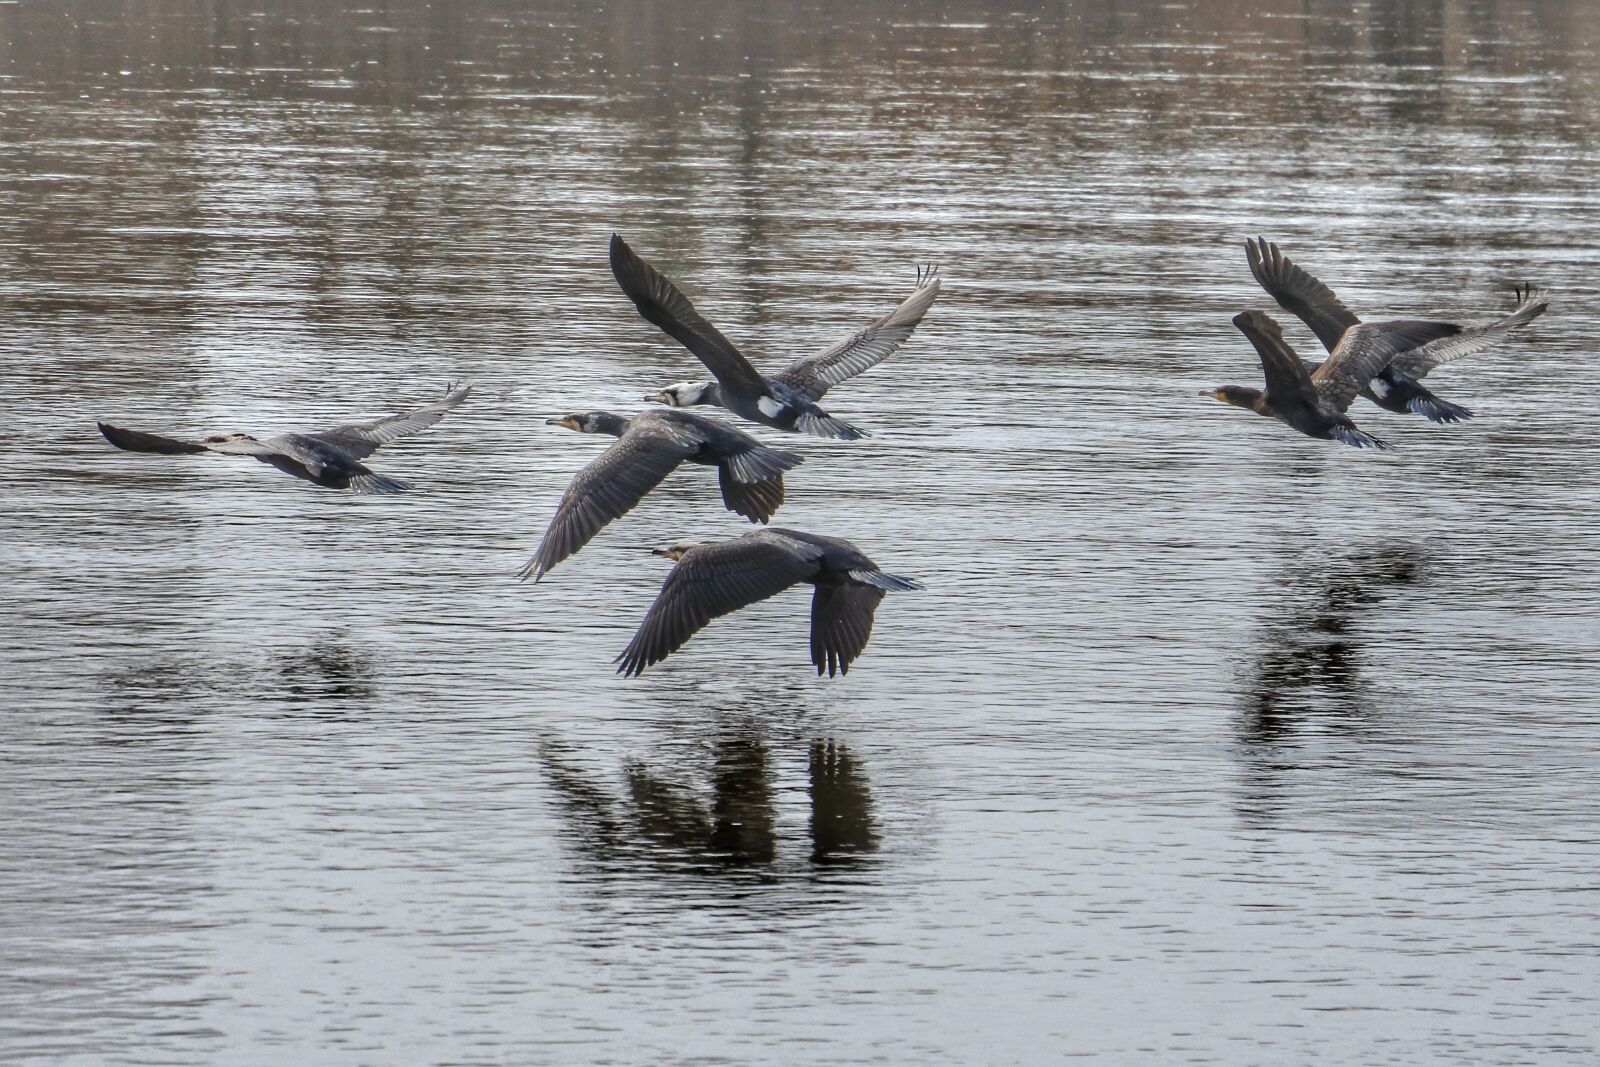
609, 233, 940, 440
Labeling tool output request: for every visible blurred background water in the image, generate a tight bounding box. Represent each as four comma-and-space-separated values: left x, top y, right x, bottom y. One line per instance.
2, 1, 1599, 1063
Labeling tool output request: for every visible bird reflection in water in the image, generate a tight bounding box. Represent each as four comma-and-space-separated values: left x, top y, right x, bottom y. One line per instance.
1242, 541, 1427, 746
1235, 542, 1428, 828
100, 633, 379, 720
273, 637, 378, 704
809, 739, 879, 863
538, 727, 879, 878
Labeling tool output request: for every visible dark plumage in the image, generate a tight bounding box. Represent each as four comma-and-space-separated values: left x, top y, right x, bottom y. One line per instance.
615, 528, 923, 678
609, 233, 940, 440
520, 408, 803, 582
97, 383, 471, 493
1246, 237, 1548, 423
1209, 311, 1456, 449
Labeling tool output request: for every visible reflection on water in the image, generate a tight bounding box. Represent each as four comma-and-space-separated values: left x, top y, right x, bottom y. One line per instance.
1241, 542, 1427, 745
273, 635, 378, 704
5, 0, 1600, 1063
539, 727, 877, 878
100, 632, 379, 712
809, 739, 879, 864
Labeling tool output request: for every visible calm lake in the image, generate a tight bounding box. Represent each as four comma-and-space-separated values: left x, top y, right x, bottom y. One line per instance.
3, 1, 1599, 1063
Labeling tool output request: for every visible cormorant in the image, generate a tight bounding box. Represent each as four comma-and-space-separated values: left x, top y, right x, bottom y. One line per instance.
97, 382, 471, 493
1208, 311, 1454, 449
608, 233, 940, 440
1246, 237, 1547, 422
520, 409, 803, 582
615, 528, 923, 678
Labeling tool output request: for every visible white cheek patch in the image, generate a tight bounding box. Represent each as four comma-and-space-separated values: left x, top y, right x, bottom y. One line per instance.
1370, 379, 1391, 398
757, 396, 785, 418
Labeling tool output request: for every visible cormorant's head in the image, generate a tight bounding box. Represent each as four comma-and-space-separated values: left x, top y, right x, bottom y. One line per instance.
1204, 386, 1260, 410
647, 381, 713, 407
546, 412, 625, 436
651, 539, 705, 561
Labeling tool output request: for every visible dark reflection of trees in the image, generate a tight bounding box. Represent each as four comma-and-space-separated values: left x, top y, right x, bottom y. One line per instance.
538, 725, 879, 881
1240, 541, 1426, 747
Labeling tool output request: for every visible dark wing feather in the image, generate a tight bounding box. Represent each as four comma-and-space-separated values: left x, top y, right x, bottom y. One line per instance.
520, 428, 697, 581
1232, 311, 1321, 412
772, 269, 942, 400
809, 584, 885, 677
717, 465, 785, 523
1314, 320, 1461, 413
307, 382, 471, 460
614, 536, 821, 676
608, 234, 771, 395
1245, 237, 1361, 352
97, 422, 208, 455
1390, 289, 1548, 380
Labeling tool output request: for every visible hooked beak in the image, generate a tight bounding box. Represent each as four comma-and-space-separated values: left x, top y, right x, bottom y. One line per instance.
546, 416, 580, 430
644, 391, 669, 403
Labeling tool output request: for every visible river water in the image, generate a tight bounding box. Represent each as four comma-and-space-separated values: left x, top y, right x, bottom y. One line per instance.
3, 2, 1599, 1063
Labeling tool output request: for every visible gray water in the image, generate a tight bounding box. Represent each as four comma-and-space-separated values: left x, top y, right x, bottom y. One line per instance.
3, 2, 1600, 1063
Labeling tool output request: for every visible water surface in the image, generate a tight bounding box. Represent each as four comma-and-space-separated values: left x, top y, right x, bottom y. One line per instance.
3, 2, 1599, 1063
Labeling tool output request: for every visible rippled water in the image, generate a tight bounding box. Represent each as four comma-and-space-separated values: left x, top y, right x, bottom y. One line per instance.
4, 2, 1600, 1063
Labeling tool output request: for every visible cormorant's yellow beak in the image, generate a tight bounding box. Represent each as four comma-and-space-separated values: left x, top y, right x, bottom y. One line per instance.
546, 416, 581, 430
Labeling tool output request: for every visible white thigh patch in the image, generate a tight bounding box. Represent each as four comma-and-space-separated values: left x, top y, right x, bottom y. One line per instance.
757, 395, 785, 418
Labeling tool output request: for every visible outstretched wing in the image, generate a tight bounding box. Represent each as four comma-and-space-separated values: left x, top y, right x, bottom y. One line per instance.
809, 584, 886, 677
614, 535, 821, 676
1390, 288, 1549, 380
609, 233, 772, 396
520, 426, 699, 582
97, 422, 208, 455
1245, 237, 1362, 353
1232, 311, 1321, 412
308, 382, 472, 460
1314, 320, 1461, 412
772, 266, 942, 400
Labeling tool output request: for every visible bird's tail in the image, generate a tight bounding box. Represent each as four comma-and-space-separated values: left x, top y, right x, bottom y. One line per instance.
796, 410, 869, 440
1329, 425, 1392, 451
718, 468, 785, 524
1507, 285, 1550, 323
725, 444, 804, 484
348, 472, 415, 494
1406, 393, 1473, 424
848, 569, 924, 592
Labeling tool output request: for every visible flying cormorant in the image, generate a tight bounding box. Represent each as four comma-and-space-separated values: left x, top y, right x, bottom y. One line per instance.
96, 382, 471, 493
1246, 237, 1547, 422
1208, 311, 1455, 449
615, 528, 923, 678
608, 233, 940, 440
520, 408, 803, 582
